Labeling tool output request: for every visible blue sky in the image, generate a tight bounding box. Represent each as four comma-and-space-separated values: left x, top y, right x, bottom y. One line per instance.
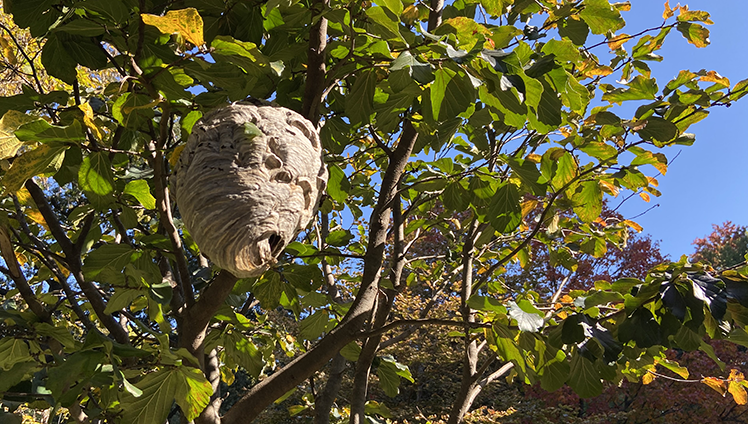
605, 1, 747, 259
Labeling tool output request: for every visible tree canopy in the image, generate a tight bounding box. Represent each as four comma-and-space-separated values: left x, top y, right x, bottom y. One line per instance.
0, 0, 747, 423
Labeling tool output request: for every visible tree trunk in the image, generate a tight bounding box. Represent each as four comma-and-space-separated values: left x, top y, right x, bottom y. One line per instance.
314, 354, 347, 424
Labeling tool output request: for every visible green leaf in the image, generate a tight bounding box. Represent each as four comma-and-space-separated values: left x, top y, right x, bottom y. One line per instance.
40, 35, 77, 84
79, 151, 115, 209
225, 332, 264, 378
507, 300, 544, 332
326, 229, 354, 247
573, 181, 602, 223
539, 350, 570, 392
82, 244, 139, 279
35, 322, 76, 349
429, 67, 474, 122
346, 70, 377, 126
636, 117, 678, 146
677, 22, 710, 48
365, 400, 393, 418
121, 366, 211, 424
112, 93, 156, 129
15, 119, 86, 144
579, 0, 624, 35
2, 144, 67, 194
0, 338, 30, 371
327, 164, 350, 204
479, 0, 512, 16
377, 355, 414, 397
488, 183, 521, 232
83, 0, 131, 23
365, 6, 403, 41
506, 157, 546, 196
104, 288, 144, 313
251, 272, 285, 309
299, 310, 330, 340
443, 181, 470, 211
174, 367, 214, 421
467, 295, 507, 313
551, 152, 577, 190
567, 352, 602, 398
492, 323, 525, 372
124, 179, 157, 210
340, 342, 362, 362
602, 76, 658, 103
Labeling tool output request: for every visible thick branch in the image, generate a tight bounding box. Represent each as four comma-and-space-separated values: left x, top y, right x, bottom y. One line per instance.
301, 0, 329, 123
223, 121, 418, 424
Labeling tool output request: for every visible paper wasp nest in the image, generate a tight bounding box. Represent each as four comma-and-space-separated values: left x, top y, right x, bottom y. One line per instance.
172, 103, 327, 278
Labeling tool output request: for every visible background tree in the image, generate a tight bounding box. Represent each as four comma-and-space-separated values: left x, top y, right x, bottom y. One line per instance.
692, 221, 748, 271
0, 1, 747, 424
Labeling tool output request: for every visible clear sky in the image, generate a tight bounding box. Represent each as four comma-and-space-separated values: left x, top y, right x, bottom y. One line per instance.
605, 1, 747, 259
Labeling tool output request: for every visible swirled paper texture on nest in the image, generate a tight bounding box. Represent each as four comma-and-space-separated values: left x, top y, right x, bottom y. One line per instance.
172, 103, 328, 277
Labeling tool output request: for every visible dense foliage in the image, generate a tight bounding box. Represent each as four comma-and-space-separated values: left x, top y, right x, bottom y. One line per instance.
0, 0, 748, 423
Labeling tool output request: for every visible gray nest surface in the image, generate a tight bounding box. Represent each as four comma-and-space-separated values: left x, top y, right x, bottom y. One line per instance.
172, 102, 328, 277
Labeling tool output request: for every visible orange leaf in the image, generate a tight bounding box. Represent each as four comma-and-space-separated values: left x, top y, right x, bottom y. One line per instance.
560, 295, 574, 303
729, 369, 745, 382
703, 377, 728, 396
639, 192, 650, 202
729, 381, 748, 405
607, 34, 631, 50
663, 1, 675, 19
700, 71, 730, 88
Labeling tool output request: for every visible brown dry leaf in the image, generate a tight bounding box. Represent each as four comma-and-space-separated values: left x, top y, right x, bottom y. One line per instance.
703, 377, 728, 396
141, 8, 205, 47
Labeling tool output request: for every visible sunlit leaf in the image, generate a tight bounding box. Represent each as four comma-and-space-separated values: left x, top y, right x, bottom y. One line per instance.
141, 8, 205, 46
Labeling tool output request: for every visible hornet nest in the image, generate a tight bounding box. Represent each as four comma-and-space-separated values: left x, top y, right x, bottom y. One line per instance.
172, 102, 328, 277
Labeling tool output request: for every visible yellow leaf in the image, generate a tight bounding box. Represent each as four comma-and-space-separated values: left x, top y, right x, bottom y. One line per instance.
521, 199, 538, 218
599, 180, 619, 197
560, 295, 574, 303
169, 144, 186, 168
639, 192, 650, 202
730, 369, 745, 382
646, 176, 659, 187
15, 187, 31, 205
79, 102, 106, 141
703, 377, 728, 396
0, 35, 16, 65
526, 153, 542, 163
141, 8, 205, 47
613, 2, 631, 12
729, 381, 748, 405
27, 209, 48, 230
401, 4, 419, 25
556, 310, 568, 320
623, 220, 642, 232
607, 33, 631, 50
700, 71, 730, 88
0, 110, 36, 160
642, 372, 655, 385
